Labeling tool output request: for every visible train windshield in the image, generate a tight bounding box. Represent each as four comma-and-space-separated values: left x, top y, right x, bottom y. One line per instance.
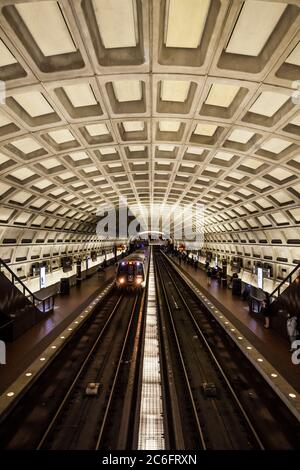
135, 262, 143, 275
118, 262, 127, 275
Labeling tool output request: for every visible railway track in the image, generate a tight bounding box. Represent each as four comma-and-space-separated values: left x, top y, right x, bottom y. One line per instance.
0, 288, 146, 450
39, 291, 144, 450
154, 249, 300, 450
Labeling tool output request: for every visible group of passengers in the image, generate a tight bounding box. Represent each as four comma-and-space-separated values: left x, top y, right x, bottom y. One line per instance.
260, 296, 299, 352
205, 261, 300, 353
205, 261, 228, 287
176, 252, 300, 353
177, 252, 198, 269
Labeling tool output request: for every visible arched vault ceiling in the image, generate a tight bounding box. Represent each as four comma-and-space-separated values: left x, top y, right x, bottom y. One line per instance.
0, 0, 300, 236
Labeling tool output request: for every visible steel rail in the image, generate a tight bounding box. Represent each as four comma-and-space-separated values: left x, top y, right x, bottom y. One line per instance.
36, 294, 124, 450
154, 254, 207, 450
95, 293, 140, 449
160, 252, 265, 450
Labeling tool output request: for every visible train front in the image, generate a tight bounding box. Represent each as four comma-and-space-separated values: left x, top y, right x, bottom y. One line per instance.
115, 259, 145, 290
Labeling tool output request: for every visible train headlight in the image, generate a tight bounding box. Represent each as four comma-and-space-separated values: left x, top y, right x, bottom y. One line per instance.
119, 277, 125, 284
136, 278, 142, 285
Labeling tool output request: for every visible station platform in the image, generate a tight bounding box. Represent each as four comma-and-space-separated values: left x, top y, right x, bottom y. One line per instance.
169, 255, 300, 394
0, 265, 115, 395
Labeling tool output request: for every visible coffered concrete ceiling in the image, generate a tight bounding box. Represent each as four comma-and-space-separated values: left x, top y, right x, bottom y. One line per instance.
0, 0, 299, 238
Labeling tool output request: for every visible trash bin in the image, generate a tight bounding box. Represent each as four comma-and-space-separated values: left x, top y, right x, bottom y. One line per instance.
60, 277, 70, 295
221, 277, 227, 288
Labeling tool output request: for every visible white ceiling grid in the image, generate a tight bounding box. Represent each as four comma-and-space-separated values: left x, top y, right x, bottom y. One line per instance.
0, 0, 298, 248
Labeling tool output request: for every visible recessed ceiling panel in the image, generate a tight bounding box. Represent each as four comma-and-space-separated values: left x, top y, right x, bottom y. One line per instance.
123, 121, 144, 132
13, 91, 54, 117
99, 147, 116, 155
112, 80, 142, 102
165, 0, 210, 49
85, 123, 109, 136
0, 112, 11, 127
10, 190, 31, 203
161, 80, 190, 102
290, 114, 300, 126
268, 167, 293, 180
92, 0, 137, 49
242, 158, 263, 169
205, 83, 240, 107
12, 137, 41, 153
40, 157, 61, 169
10, 168, 35, 180
260, 137, 292, 154
63, 84, 97, 107
285, 42, 300, 66
69, 151, 88, 161
48, 129, 74, 143
0, 0, 299, 240
194, 123, 217, 136
159, 120, 181, 132
186, 146, 204, 155
214, 151, 234, 161
249, 91, 289, 117
227, 129, 254, 143
0, 39, 17, 66
225, 1, 287, 57
15, 1, 77, 56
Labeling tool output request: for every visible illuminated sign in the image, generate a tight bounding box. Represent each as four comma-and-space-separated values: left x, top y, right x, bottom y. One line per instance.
40, 266, 46, 289
257, 267, 263, 290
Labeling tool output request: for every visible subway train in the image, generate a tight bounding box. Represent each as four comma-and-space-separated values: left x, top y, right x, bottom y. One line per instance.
115, 251, 147, 290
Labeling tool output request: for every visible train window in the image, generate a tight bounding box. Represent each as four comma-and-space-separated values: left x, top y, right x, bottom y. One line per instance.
118, 262, 127, 274
135, 262, 143, 275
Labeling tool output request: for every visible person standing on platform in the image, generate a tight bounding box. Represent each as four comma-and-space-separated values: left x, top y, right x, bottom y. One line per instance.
261, 294, 271, 329
207, 267, 212, 286
287, 313, 299, 352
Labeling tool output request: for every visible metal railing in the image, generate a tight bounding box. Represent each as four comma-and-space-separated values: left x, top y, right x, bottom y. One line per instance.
269, 262, 300, 302
0, 259, 55, 314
